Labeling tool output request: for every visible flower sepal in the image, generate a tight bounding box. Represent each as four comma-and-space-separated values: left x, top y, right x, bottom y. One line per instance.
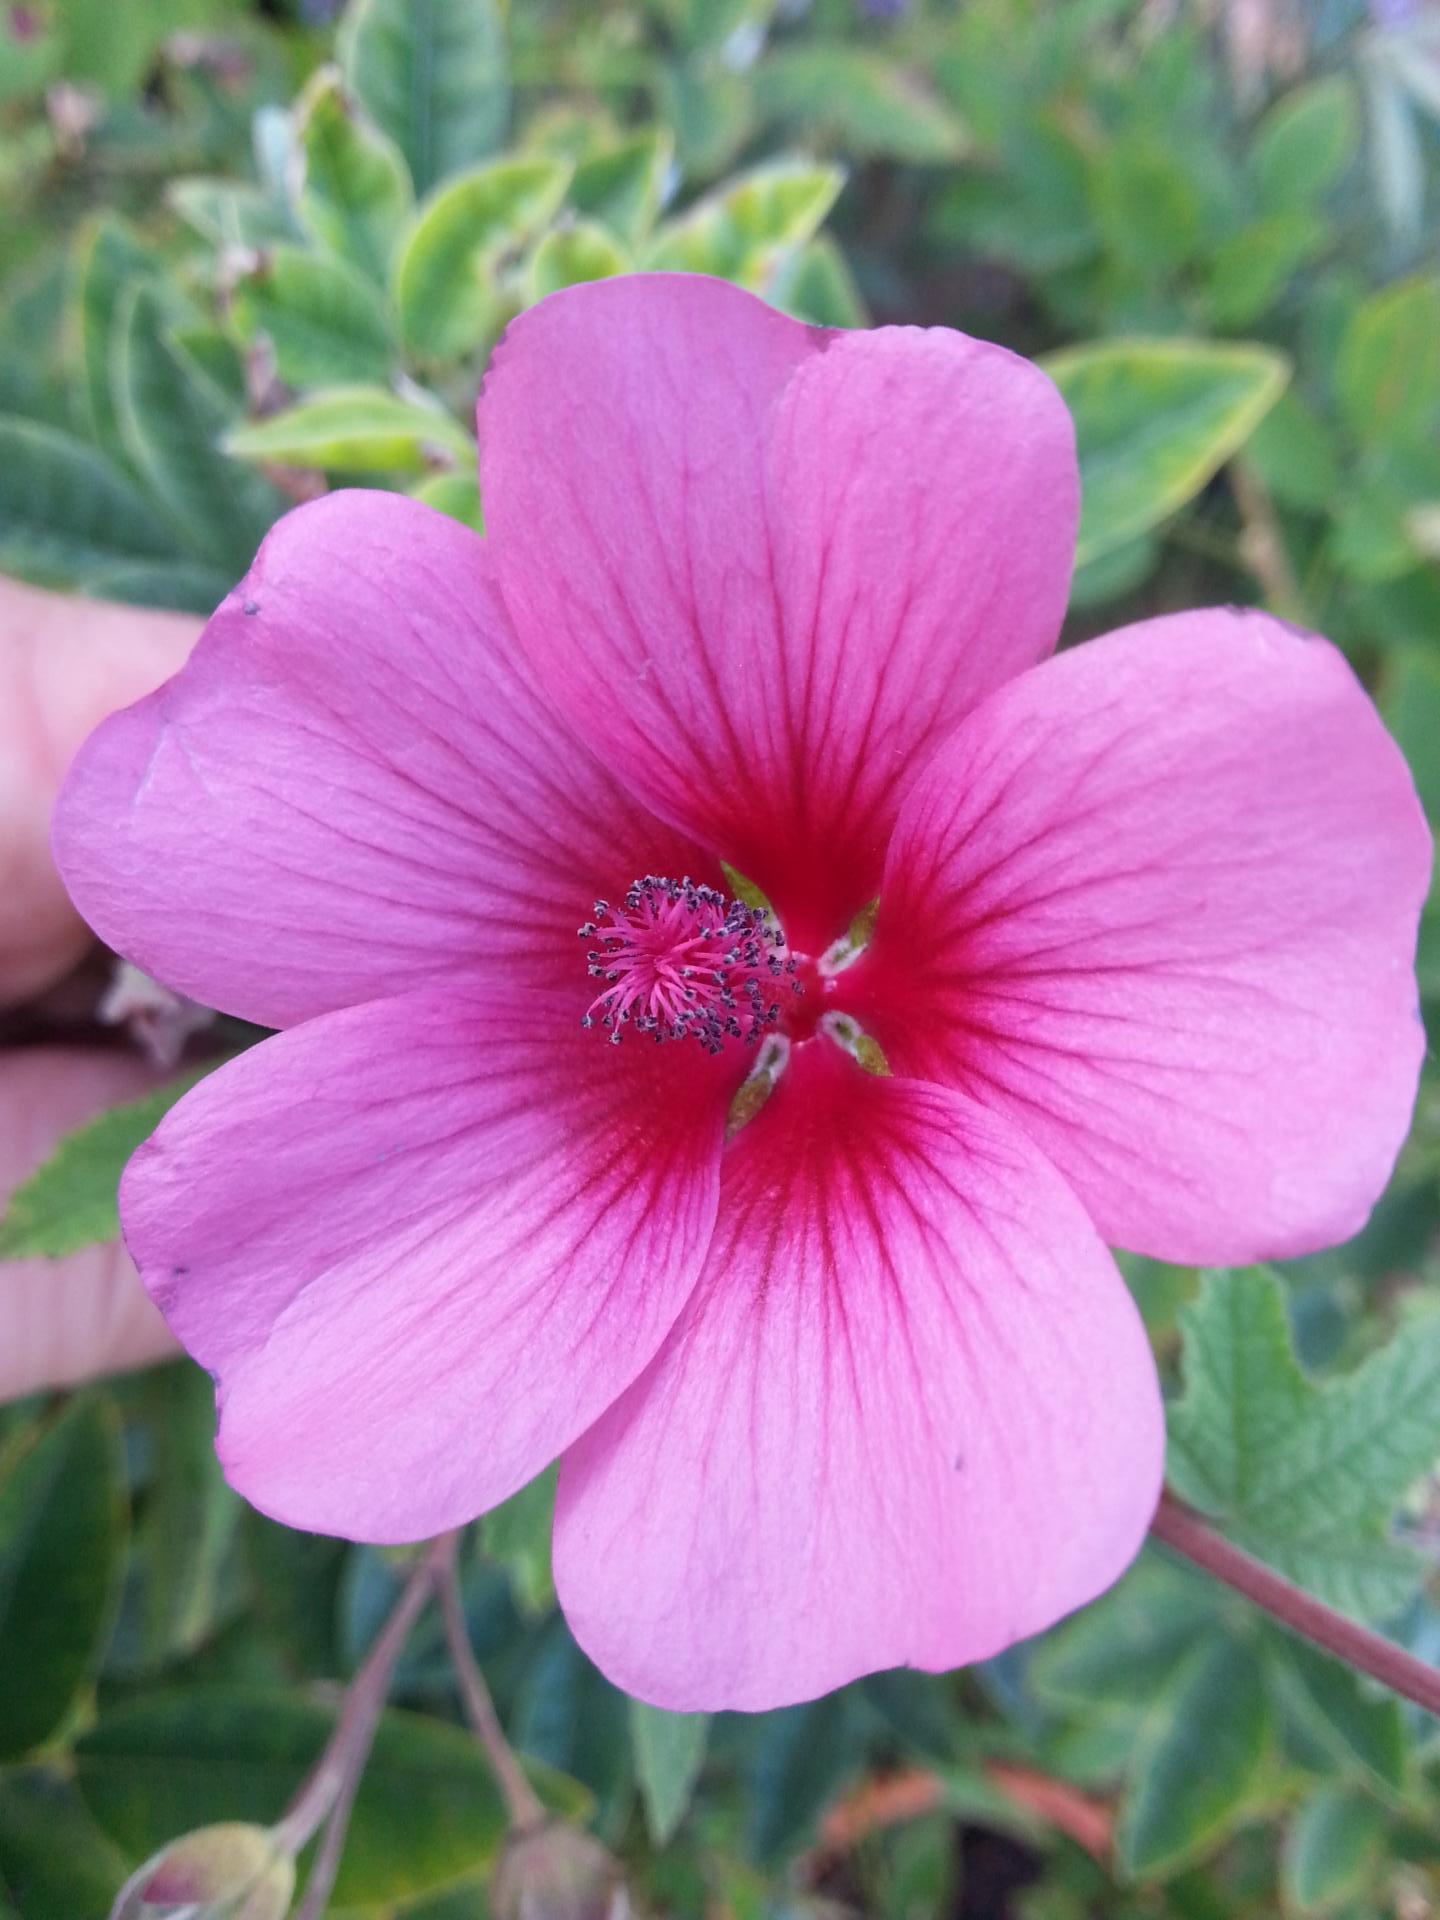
109, 1822, 295, 1920
491, 1819, 628, 1920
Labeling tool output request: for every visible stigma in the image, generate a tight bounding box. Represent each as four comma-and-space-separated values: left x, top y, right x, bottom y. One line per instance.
579, 876, 798, 1054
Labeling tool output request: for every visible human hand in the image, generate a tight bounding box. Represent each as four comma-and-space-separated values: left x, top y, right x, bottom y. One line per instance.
0, 578, 201, 1401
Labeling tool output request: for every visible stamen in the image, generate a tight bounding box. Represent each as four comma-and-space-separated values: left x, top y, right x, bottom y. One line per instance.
578, 875, 797, 1056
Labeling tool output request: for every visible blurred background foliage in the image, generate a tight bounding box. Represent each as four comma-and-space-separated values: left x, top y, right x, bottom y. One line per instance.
3, 0, 1440, 1915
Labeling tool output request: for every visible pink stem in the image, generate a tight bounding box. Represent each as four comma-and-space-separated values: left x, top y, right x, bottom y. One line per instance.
1150, 1491, 1440, 1716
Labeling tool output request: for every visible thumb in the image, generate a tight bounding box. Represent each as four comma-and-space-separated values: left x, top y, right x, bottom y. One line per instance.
0, 577, 200, 1007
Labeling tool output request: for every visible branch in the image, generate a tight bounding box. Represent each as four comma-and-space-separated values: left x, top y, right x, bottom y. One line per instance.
1150, 1491, 1440, 1716
437, 1552, 546, 1831
278, 1532, 457, 1919
1230, 458, 1307, 625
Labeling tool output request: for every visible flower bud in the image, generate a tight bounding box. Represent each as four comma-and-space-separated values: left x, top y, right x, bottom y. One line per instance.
491, 1820, 628, 1920
109, 1821, 295, 1920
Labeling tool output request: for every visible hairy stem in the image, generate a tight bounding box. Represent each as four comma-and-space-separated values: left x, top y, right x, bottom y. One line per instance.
437, 1553, 547, 1831
278, 1532, 458, 1918
1151, 1491, 1440, 1716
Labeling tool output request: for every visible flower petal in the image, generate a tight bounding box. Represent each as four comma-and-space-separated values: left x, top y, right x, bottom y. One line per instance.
553, 1044, 1162, 1711
54, 491, 707, 1029
851, 609, 1432, 1264
480, 275, 1077, 951
121, 984, 731, 1540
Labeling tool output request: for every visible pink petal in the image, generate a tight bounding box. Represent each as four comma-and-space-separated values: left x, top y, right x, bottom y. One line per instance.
53, 491, 708, 1030
852, 609, 1431, 1264
0, 1047, 178, 1402
121, 982, 732, 1540
553, 1044, 1162, 1711
480, 275, 1077, 953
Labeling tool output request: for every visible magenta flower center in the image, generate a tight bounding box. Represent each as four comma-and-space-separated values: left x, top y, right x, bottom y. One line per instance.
579, 875, 798, 1054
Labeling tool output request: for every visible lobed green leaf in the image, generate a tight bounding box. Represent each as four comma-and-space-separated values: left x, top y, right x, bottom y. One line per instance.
1168, 1268, 1440, 1619
0, 1062, 219, 1261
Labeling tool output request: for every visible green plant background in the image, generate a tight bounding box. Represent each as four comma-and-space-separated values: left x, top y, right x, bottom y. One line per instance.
2, 1, 1440, 1915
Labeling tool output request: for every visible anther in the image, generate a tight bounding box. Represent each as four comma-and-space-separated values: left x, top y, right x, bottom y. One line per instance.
578, 875, 790, 1056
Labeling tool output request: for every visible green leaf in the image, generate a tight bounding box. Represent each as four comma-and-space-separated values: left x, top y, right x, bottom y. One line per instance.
743, 1695, 864, 1866
1254, 76, 1361, 212
74, 218, 155, 470
339, 0, 509, 198
1266, 1637, 1407, 1796
1088, 133, 1203, 279
232, 247, 395, 389
527, 221, 628, 300
481, 1463, 554, 1616
1116, 1637, 1273, 1879
49, 0, 200, 94
295, 68, 414, 285
646, 160, 844, 289
410, 469, 484, 532
112, 288, 287, 574
859, 1671, 964, 1765
168, 178, 297, 252
771, 235, 867, 329
1042, 338, 1290, 565
1066, 531, 1159, 610
1244, 388, 1342, 512
569, 131, 672, 246
1031, 1555, 1225, 1715
226, 387, 474, 475
754, 47, 969, 164
1168, 1268, 1440, 1619
241, 1513, 347, 1682
1380, 648, 1440, 827
1201, 213, 1328, 331
1335, 275, 1440, 449
394, 157, 572, 363
80, 557, 231, 616
1282, 1784, 1387, 1912
170, 327, 247, 413
76, 1691, 587, 1909
115, 1363, 241, 1676
0, 1769, 131, 1920
0, 416, 176, 587
629, 1702, 709, 1847
0, 1062, 219, 1260
657, 61, 753, 179
0, 1402, 127, 1761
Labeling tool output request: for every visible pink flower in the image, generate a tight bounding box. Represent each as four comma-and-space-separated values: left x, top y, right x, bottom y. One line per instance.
54, 276, 1430, 1711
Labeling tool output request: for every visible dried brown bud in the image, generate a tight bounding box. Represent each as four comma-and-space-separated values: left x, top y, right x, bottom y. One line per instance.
110, 1821, 295, 1920
491, 1821, 629, 1920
